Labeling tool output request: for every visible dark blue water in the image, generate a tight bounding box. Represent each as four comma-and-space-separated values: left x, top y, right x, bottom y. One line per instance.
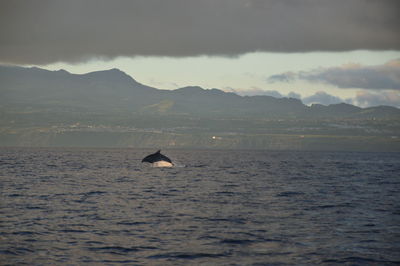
1, 148, 399, 265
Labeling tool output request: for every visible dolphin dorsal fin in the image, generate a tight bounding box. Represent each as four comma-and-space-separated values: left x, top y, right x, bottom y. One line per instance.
156, 150, 161, 154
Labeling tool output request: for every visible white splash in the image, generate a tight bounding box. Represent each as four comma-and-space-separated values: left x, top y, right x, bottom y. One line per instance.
151, 161, 174, 168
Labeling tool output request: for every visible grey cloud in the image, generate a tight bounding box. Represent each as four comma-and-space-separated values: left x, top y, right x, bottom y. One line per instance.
350, 90, 400, 107
229, 87, 399, 107
1, 0, 399, 64
268, 72, 297, 83
233, 88, 301, 100
303, 90, 400, 107
287, 91, 302, 99
302, 91, 344, 105
234, 88, 283, 97
268, 59, 400, 90
233, 88, 343, 106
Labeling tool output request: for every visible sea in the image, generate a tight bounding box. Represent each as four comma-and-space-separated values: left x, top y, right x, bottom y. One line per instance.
1, 148, 399, 265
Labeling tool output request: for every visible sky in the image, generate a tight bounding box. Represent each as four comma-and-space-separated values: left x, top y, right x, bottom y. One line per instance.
1, 0, 399, 107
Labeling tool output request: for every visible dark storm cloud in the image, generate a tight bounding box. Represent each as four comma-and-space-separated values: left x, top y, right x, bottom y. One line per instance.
268, 59, 400, 90
0, 0, 399, 64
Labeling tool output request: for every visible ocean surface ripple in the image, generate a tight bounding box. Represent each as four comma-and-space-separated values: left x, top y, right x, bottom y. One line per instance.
1, 148, 399, 265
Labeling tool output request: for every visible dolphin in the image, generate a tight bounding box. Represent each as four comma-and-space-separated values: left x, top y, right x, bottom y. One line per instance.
141, 150, 174, 167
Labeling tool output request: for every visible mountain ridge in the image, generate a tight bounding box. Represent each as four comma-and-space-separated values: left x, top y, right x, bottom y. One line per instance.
0, 65, 399, 119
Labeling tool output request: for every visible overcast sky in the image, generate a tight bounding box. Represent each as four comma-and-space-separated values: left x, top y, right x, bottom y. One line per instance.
1, 0, 399, 107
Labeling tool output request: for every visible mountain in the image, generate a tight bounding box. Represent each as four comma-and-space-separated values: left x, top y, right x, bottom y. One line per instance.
1, 65, 398, 119
0, 65, 159, 112
1, 65, 399, 151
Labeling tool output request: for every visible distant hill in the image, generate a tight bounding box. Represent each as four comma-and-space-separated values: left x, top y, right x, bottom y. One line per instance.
1, 65, 399, 119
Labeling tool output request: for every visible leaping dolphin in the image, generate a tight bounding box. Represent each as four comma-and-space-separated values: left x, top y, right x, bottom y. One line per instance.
141, 150, 174, 167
